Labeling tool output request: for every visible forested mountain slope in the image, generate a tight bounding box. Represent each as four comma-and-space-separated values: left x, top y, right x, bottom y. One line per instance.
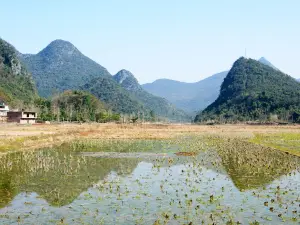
195, 57, 300, 122
114, 70, 189, 121
0, 38, 37, 108
21, 40, 111, 98
21, 40, 187, 120
22, 40, 149, 115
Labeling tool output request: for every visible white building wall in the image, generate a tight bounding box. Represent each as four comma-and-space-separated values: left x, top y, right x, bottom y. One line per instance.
0, 111, 7, 116
22, 112, 37, 119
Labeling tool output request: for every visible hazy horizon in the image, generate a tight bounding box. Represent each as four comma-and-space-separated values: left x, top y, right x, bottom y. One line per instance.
1, 0, 299, 83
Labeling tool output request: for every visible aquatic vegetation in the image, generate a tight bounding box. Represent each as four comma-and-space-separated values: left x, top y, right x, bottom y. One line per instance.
0, 146, 140, 208
0, 135, 299, 224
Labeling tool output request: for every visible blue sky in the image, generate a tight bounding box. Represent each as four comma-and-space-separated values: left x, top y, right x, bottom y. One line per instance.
1, 0, 299, 83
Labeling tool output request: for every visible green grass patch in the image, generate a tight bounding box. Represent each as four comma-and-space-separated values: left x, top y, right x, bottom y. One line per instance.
0, 137, 26, 152
250, 133, 300, 156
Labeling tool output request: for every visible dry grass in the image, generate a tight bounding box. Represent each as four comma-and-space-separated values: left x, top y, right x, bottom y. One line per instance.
1, 123, 300, 155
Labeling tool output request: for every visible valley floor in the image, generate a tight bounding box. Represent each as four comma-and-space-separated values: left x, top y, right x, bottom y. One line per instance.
0, 123, 300, 156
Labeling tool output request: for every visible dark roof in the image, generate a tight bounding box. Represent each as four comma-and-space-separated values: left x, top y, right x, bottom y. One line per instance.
8, 111, 37, 114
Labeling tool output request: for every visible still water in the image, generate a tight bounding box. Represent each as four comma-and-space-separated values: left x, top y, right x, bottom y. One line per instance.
0, 139, 299, 224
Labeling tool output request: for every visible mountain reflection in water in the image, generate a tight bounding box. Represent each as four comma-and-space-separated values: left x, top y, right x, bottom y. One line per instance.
0, 139, 299, 224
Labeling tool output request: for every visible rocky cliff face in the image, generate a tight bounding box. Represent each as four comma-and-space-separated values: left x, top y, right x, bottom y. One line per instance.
113, 69, 142, 92
0, 38, 37, 107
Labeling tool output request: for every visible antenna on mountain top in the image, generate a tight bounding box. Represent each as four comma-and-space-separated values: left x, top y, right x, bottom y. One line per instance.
245, 48, 247, 58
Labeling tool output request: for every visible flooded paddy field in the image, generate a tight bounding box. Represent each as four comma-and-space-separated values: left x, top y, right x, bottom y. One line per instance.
0, 134, 299, 225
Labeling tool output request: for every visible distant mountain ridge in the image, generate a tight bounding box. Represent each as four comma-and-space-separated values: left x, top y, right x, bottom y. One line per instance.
21, 40, 143, 114
113, 69, 142, 92
4, 37, 299, 123
142, 57, 286, 114
113, 70, 189, 121
21, 39, 187, 121
142, 71, 228, 114
195, 57, 300, 122
258, 57, 279, 70
21, 40, 111, 98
